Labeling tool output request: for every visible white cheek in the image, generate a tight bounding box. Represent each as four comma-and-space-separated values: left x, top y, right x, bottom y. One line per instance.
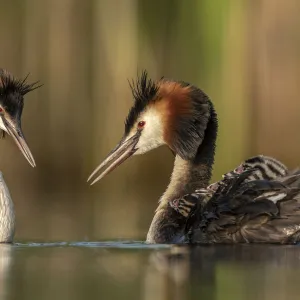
134, 110, 165, 155
134, 138, 164, 155
0, 118, 7, 133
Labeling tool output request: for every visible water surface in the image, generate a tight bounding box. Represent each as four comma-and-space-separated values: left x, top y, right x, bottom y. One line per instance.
1, 242, 300, 300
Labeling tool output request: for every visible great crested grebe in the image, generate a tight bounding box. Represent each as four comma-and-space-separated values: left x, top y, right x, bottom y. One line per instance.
170, 155, 300, 244
0, 69, 40, 243
87, 71, 300, 244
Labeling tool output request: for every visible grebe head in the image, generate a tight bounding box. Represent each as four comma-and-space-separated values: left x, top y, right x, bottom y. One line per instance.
0, 69, 41, 167
88, 71, 214, 185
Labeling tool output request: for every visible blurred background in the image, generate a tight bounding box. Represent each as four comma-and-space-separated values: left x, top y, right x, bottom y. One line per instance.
0, 0, 300, 242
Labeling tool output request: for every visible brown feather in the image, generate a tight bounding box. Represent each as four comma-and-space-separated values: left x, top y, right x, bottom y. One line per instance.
153, 80, 212, 160
150, 81, 193, 150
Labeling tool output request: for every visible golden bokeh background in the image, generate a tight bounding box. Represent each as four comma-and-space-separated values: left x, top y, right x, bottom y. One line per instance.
0, 0, 300, 242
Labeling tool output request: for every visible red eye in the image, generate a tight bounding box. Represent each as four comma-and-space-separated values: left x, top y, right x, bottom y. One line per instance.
0, 107, 3, 113
138, 121, 146, 128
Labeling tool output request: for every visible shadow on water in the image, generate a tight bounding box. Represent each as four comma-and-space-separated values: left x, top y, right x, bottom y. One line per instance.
0, 242, 300, 300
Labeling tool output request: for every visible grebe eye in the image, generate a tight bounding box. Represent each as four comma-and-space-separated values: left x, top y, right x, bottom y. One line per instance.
138, 121, 146, 128
0, 107, 3, 113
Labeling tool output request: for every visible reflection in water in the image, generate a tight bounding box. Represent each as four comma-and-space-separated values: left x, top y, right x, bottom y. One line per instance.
144, 246, 190, 300
0, 245, 12, 300
0, 243, 300, 300
144, 244, 300, 300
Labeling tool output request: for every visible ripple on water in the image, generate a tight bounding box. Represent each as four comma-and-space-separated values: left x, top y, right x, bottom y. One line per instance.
13, 241, 171, 249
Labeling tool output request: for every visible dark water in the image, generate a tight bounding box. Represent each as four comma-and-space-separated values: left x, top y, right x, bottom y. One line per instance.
1, 242, 300, 300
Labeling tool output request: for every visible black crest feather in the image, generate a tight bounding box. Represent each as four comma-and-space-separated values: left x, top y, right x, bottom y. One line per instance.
125, 70, 159, 134
0, 69, 42, 96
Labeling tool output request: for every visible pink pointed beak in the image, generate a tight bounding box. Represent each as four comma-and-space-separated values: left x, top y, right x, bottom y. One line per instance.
87, 131, 141, 185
